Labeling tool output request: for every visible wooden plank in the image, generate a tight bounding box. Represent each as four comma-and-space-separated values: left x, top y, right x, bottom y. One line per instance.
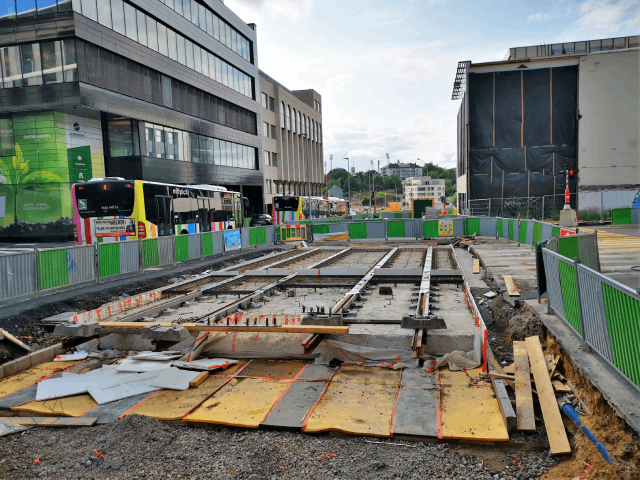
488, 373, 515, 381
504, 276, 520, 297
488, 357, 515, 390
503, 364, 515, 374
525, 336, 571, 455
547, 355, 560, 378
472, 259, 480, 274
0, 328, 31, 352
6, 417, 97, 427
98, 322, 349, 335
189, 372, 209, 388
513, 341, 535, 432
552, 380, 572, 393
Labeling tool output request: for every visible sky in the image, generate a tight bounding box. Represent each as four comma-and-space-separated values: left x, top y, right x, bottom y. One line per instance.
225, 0, 640, 173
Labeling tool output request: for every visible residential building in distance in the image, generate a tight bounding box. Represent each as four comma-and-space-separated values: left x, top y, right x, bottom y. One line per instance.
381, 161, 422, 179
453, 35, 639, 215
328, 184, 343, 199
0, 0, 263, 239
259, 70, 323, 213
402, 176, 446, 208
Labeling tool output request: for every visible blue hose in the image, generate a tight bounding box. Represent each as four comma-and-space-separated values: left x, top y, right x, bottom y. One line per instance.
561, 403, 615, 463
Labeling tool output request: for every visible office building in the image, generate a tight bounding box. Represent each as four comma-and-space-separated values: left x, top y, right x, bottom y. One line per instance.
402, 176, 446, 208
380, 161, 422, 180
259, 70, 323, 213
453, 35, 639, 215
0, 0, 263, 239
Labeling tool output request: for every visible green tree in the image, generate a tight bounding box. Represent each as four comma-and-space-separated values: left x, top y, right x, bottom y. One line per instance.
0, 145, 64, 224
452, 193, 457, 205
322, 187, 328, 196
361, 195, 370, 206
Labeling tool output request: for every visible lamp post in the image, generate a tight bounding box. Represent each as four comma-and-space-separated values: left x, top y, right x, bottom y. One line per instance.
303, 133, 311, 219
387, 177, 400, 202
344, 157, 351, 215
415, 158, 427, 177
370, 160, 374, 218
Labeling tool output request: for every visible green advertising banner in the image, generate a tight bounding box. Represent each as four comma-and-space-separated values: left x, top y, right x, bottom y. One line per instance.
0, 110, 104, 238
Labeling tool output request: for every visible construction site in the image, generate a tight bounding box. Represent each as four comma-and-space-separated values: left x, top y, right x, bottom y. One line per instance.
0, 217, 639, 480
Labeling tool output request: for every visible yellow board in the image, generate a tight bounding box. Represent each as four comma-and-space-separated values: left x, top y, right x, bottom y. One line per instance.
238, 360, 306, 379
127, 375, 232, 421
303, 366, 400, 437
183, 377, 290, 428
12, 394, 97, 417
440, 369, 510, 441
438, 219, 454, 237
0, 361, 80, 399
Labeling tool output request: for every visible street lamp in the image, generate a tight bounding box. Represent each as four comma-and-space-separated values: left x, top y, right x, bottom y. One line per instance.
415, 158, 427, 177
343, 157, 351, 215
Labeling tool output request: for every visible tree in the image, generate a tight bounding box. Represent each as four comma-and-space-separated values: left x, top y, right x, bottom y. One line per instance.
0, 145, 64, 224
361, 195, 370, 206
328, 178, 342, 189
322, 187, 328, 196
452, 193, 457, 205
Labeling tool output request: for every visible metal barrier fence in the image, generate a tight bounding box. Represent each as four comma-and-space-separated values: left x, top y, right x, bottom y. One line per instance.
612, 207, 640, 226
542, 248, 640, 391
0, 226, 279, 304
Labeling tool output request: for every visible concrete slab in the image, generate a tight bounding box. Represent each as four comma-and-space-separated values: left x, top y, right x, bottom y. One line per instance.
393, 369, 438, 438
87, 369, 170, 405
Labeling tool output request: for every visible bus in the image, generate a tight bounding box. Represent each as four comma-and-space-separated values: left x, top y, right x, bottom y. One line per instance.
272, 195, 348, 225
72, 178, 246, 245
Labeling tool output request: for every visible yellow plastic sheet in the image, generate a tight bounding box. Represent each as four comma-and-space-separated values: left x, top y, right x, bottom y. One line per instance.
12, 394, 97, 417
184, 377, 289, 428
440, 369, 509, 441
303, 366, 400, 437
0, 361, 79, 399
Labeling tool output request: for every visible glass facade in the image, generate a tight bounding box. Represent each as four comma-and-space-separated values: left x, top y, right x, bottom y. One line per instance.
0, 39, 77, 89
73, 0, 253, 98
508, 35, 639, 60
143, 123, 257, 170
156, 0, 251, 63
1, 0, 71, 19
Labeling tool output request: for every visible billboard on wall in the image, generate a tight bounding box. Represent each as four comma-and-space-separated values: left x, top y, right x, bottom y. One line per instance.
0, 111, 104, 239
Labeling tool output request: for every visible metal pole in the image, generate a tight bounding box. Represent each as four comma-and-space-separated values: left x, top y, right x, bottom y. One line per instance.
305, 133, 311, 220
344, 157, 350, 216
573, 257, 590, 352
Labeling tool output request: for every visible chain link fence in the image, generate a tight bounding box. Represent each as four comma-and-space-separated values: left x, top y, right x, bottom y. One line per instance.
467, 194, 577, 221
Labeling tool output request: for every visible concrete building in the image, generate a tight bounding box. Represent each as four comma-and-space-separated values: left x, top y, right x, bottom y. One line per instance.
403, 176, 446, 208
453, 35, 640, 215
328, 184, 343, 199
0, 0, 263, 239
381, 161, 422, 180
259, 70, 323, 213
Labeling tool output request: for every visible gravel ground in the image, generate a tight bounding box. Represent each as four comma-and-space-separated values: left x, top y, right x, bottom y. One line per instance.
0, 415, 558, 480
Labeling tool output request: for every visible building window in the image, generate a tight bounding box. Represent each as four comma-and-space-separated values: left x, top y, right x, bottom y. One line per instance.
263, 122, 269, 137
297, 111, 301, 135
271, 153, 277, 167
1, 39, 77, 88
261, 92, 268, 108
271, 125, 276, 139
286, 105, 291, 131
319, 124, 322, 144
292, 108, 297, 133
264, 150, 270, 166
265, 180, 271, 194
269, 96, 275, 112
280, 101, 285, 128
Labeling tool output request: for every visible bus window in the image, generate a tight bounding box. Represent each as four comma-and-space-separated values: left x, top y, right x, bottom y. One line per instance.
156, 196, 172, 236
173, 197, 199, 227
198, 197, 210, 231
75, 181, 134, 218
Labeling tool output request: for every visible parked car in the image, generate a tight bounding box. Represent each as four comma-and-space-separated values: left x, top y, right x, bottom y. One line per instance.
250, 214, 273, 226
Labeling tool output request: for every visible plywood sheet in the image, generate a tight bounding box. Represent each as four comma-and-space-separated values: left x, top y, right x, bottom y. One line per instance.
440, 369, 509, 441
514, 341, 535, 432
184, 377, 289, 428
237, 360, 307, 379
0, 361, 79, 399
302, 367, 400, 437
12, 394, 97, 417
127, 375, 232, 421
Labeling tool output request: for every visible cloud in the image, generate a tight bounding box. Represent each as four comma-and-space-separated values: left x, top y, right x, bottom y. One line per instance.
231, 0, 313, 21
527, 13, 551, 21
568, 0, 640, 35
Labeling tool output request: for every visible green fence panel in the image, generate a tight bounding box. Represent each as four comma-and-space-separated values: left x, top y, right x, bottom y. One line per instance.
424, 220, 439, 238
508, 220, 514, 241
394, 212, 403, 219
349, 222, 367, 239
466, 218, 481, 236
202, 233, 214, 257
257, 227, 267, 244
533, 222, 542, 243
175, 236, 189, 262
276, 226, 281, 242
552, 226, 560, 237
558, 236, 579, 261
558, 261, 581, 334
142, 239, 160, 268
313, 224, 329, 234
519, 221, 528, 244
612, 208, 632, 225
387, 221, 405, 238
249, 228, 258, 246
497, 219, 504, 238
99, 243, 121, 278
603, 284, 640, 388
38, 249, 70, 290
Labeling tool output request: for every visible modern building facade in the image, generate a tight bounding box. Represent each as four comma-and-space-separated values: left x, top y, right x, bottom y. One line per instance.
380, 161, 422, 180
402, 176, 445, 208
453, 35, 639, 215
259, 70, 323, 213
0, 0, 263, 239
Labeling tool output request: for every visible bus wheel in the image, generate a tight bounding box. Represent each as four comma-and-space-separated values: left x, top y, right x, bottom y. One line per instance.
181, 229, 188, 235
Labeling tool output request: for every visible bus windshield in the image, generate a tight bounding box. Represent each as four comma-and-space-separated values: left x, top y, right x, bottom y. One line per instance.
274, 196, 299, 211
75, 182, 135, 219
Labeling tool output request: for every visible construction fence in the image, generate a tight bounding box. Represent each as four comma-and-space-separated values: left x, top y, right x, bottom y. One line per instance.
542, 248, 640, 391
0, 226, 276, 305
611, 207, 640, 226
